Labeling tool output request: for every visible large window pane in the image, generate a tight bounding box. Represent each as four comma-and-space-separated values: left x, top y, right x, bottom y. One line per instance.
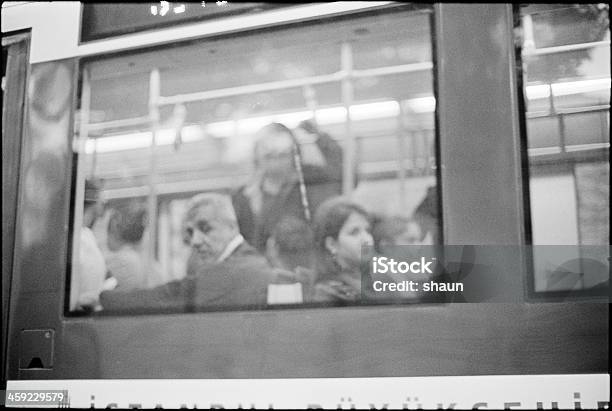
521, 4, 610, 293
69, 7, 440, 313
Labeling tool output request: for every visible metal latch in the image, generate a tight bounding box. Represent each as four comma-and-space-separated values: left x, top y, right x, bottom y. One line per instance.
19, 329, 54, 369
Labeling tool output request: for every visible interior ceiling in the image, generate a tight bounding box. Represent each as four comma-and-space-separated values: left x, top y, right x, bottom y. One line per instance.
89, 9, 430, 79
87, 9, 433, 124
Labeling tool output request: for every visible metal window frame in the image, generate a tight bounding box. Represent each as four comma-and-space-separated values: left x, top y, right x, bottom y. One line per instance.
1, 28, 31, 389
70, 4, 439, 305
517, 6, 610, 301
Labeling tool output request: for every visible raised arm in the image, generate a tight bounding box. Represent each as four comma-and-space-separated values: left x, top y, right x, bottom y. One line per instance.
99, 279, 187, 313
297, 121, 343, 183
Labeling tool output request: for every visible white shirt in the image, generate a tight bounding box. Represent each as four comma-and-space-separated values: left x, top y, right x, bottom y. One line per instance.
216, 234, 245, 263
77, 227, 107, 308
105, 245, 165, 290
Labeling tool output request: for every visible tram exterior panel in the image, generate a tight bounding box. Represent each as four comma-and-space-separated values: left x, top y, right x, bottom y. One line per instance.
2, 2, 609, 383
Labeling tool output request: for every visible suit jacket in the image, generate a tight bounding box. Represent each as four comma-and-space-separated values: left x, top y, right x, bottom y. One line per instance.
99, 243, 275, 313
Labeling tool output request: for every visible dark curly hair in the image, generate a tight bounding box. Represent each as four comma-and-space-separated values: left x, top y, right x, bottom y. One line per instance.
312, 196, 370, 280
108, 202, 148, 244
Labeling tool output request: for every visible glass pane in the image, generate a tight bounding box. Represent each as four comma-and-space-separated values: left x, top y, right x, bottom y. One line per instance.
528, 4, 609, 48
521, 4, 610, 294
69, 6, 441, 314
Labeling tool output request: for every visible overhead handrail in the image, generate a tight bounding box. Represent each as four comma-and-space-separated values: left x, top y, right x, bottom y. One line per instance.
156, 62, 432, 107
523, 40, 610, 56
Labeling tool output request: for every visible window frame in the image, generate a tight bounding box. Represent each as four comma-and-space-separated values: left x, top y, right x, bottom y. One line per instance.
514, 4, 610, 302
66, 3, 444, 317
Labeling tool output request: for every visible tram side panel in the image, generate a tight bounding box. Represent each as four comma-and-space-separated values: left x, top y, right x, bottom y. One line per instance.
7, 59, 77, 380
2, 32, 30, 386
3, 4, 609, 381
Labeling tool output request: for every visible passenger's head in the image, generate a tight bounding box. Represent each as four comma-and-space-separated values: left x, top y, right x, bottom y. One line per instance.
297, 119, 318, 135
83, 178, 104, 228
107, 202, 148, 251
371, 215, 432, 253
253, 122, 298, 180
182, 192, 239, 261
414, 186, 439, 244
266, 215, 315, 271
313, 197, 373, 275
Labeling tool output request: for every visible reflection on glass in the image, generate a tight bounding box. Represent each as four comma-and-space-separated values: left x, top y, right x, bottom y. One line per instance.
521, 4, 610, 293
70, 7, 441, 313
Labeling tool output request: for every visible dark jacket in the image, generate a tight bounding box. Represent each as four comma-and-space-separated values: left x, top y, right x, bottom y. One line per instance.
232, 132, 343, 252
99, 242, 275, 313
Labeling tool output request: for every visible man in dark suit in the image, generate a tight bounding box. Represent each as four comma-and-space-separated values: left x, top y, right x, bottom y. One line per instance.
99, 193, 275, 313
232, 121, 343, 253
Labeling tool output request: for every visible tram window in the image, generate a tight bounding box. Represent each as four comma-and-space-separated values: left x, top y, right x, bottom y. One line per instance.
520, 4, 610, 294
68, 6, 441, 314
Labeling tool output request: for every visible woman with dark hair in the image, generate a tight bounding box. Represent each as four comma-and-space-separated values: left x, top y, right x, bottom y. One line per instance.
106, 201, 164, 291
312, 197, 374, 302
371, 214, 433, 254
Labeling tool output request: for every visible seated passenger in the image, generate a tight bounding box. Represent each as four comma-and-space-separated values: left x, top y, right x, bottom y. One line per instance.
312, 197, 374, 303
370, 214, 436, 302
265, 215, 317, 301
105, 201, 164, 291
100, 192, 275, 312
372, 213, 464, 303
73, 178, 117, 312
413, 185, 439, 245
371, 214, 433, 254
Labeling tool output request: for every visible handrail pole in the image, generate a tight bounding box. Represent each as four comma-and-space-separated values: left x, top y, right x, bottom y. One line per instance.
341, 41, 355, 196
147, 69, 161, 277
69, 68, 91, 311
397, 102, 407, 212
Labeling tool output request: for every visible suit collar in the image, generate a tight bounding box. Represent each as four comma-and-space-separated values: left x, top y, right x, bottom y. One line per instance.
216, 234, 245, 263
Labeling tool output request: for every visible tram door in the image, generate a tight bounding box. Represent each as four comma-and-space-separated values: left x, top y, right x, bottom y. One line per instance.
1, 31, 30, 388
